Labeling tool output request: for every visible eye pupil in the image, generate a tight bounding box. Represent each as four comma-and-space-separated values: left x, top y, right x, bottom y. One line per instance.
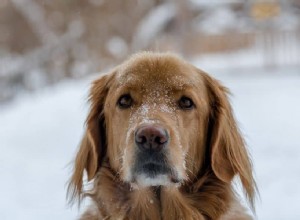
179, 97, 194, 109
118, 94, 133, 108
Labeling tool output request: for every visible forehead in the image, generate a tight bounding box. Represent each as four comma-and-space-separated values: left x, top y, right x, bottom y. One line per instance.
115, 54, 200, 92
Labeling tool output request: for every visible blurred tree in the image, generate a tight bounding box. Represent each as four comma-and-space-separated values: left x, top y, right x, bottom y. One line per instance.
0, 0, 299, 103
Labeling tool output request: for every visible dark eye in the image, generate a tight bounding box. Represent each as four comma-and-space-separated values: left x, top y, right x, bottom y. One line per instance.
178, 96, 194, 109
117, 94, 133, 109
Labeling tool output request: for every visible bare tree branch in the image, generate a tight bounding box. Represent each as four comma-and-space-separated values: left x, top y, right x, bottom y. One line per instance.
11, 0, 58, 44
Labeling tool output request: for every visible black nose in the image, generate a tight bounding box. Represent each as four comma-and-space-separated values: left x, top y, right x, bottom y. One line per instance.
135, 125, 168, 152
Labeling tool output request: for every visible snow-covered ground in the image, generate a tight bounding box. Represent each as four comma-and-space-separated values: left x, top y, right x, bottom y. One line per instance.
0, 67, 300, 220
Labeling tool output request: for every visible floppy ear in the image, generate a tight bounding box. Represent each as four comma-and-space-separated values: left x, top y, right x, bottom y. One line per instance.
201, 71, 256, 207
67, 73, 114, 203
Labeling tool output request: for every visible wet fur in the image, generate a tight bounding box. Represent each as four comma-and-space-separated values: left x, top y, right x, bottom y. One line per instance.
68, 52, 256, 219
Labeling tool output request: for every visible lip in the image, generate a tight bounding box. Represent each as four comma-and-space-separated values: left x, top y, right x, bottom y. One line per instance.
137, 162, 169, 177
132, 150, 182, 185
131, 165, 181, 187
142, 162, 167, 173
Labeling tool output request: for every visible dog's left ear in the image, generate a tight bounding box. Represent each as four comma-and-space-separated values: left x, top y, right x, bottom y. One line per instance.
68, 72, 115, 203
199, 69, 256, 207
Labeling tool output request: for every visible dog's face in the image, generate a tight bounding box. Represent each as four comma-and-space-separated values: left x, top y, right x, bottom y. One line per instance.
69, 53, 255, 206
104, 57, 209, 187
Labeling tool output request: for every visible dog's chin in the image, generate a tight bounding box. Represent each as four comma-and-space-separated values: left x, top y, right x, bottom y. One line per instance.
131, 172, 182, 188
124, 161, 183, 188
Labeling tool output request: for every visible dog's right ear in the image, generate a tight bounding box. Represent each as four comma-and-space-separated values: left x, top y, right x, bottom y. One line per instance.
67, 72, 115, 204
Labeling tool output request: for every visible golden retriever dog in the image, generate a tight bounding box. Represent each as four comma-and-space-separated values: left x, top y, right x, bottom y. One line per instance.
68, 52, 257, 220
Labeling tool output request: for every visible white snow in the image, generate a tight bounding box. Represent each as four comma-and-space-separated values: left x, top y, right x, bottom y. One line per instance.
1, 67, 300, 219
195, 7, 240, 34
135, 174, 172, 187
106, 36, 128, 59
191, 40, 300, 72
208, 67, 300, 220
0, 79, 91, 220
132, 2, 176, 50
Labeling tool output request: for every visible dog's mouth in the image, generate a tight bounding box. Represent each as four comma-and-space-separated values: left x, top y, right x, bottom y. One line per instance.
132, 154, 181, 186
140, 162, 169, 177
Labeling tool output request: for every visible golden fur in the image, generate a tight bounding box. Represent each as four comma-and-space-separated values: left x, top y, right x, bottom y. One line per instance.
68, 52, 257, 220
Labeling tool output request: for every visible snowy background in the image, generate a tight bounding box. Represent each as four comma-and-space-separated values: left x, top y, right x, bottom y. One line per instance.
1, 0, 300, 219
1, 66, 300, 220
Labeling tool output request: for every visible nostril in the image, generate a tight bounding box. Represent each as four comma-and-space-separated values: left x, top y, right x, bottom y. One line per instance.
154, 136, 160, 144
136, 135, 147, 144
154, 136, 167, 145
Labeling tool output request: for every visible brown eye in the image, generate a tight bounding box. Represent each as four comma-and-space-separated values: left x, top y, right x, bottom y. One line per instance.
178, 96, 194, 110
117, 94, 133, 109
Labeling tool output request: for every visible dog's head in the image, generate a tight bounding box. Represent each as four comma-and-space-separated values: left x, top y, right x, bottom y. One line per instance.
68, 52, 255, 206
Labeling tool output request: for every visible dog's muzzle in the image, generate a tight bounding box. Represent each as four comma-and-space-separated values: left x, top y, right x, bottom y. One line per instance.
132, 124, 179, 186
